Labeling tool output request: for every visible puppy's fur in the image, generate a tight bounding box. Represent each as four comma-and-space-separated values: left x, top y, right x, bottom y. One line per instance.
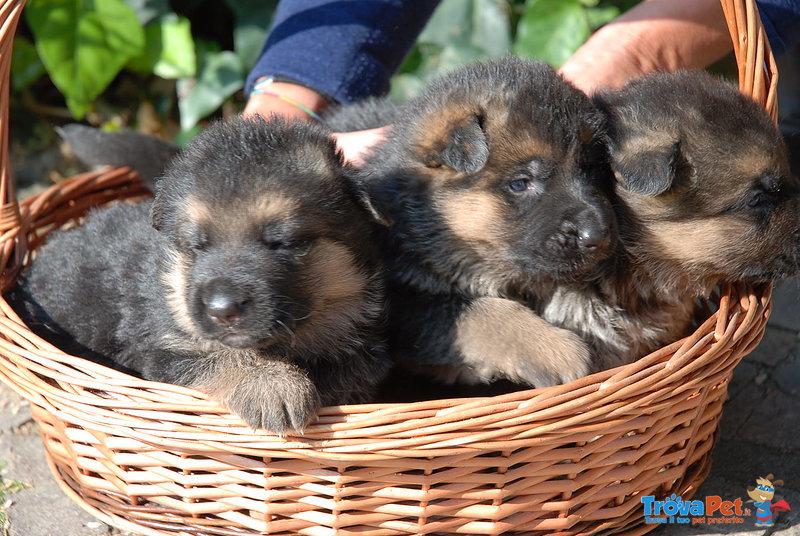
57, 124, 178, 188
10, 118, 390, 433
536, 70, 800, 370
329, 57, 616, 386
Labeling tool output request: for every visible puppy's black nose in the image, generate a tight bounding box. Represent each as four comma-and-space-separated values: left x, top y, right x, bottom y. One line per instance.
578, 226, 610, 251
204, 279, 248, 324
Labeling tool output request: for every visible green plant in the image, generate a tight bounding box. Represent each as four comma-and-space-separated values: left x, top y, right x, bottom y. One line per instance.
392, 0, 636, 101
15, 0, 275, 131
0, 461, 27, 536
12, 0, 636, 133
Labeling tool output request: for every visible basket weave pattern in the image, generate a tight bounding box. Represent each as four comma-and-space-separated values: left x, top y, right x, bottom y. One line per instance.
0, 1, 778, 534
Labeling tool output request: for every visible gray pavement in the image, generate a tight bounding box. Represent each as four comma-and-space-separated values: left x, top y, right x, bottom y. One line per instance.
0, 282, 798, 536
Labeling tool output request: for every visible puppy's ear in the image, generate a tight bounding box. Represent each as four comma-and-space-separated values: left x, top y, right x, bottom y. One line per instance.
611, 139, 681, 196
342, 174, 392, 227
150, 196, 166, 231
354, 187, 392, 227
423, 115, 489, 174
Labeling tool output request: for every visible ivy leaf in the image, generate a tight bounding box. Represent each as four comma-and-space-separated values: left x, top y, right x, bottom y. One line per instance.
27, 0, 145, 118
436, 44, 489, 75
390, 43, 484, 101
123, 0, 170, 25
513, 0, 590, 68
177, 46, 243, 131
471, 0, 511, 56
390, 73, 426, 102
586, 5, 621, 29
11, 36, 46, 91
224, 0, 276, 71
418, 0, 471, 48
128, 13, 196, 79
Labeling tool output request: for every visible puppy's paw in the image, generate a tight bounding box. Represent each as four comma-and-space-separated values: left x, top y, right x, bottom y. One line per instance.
225, 364, 321, 434
513, 326, 591, 386
455, 297, 592, 387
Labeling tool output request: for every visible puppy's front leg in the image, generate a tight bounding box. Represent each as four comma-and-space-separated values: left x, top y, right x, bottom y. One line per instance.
390, 292, 591, 387
144, 351, 320, 433
454, 297, 592, 387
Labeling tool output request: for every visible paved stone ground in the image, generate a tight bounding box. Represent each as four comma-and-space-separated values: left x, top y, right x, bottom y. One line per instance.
0, 281, 798, 536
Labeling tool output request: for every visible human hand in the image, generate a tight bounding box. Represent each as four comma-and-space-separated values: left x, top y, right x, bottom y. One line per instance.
332, 127, 389, 167
243, 80, 329, 122
558, 0, 732, 95
242, 80, 387, 167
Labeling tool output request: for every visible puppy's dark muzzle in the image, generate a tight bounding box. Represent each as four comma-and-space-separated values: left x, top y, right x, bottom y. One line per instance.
557, 210, 612, 254
202, 278, 250, 326
576, 225, 611, 252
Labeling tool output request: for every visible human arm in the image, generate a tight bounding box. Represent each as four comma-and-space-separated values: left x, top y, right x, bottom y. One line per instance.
242, 1, 438, 163
559, 0, 733, 95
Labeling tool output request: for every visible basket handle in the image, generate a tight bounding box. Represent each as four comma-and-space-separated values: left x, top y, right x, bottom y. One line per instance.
720, 0, 779, 120
0, 0, 27, 274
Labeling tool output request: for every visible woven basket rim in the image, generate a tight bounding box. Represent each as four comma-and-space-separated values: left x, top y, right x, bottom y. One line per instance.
0, 1, 782, 535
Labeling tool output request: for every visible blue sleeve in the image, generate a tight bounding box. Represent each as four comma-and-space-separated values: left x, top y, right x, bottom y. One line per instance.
757, 0, 800, 55
245, 0, 441, 104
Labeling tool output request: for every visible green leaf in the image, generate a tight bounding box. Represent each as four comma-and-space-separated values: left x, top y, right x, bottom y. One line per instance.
586, 5, 620, 29
397, 45, 424, 75
178, 48, 243, 131
601, 0, 639, 12
419, 0, 512, 56
471, 0, 511, 56
436, 44, 489, 75
27, 0, 145, 118
124, 0, 169, 25
513, 0, 590, 68
173, 124, 202, 147
129, 13, 196, 79
11, 36, 46, 91
418, 0, 472, 47
224, 0, 276, 71
389, 73, 426, 102
390, 43, 485, 100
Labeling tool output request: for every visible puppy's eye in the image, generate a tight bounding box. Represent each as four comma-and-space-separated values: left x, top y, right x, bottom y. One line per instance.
509, 178, 532, 193
262, 240, 289, 250
262, 238, 312, 253
186, 233, 209, 253
744, 187, 780, 210
508, 178, 545, 195
747, 191, 766, 208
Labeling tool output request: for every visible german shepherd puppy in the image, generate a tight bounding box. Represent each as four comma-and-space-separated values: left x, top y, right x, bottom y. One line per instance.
328, 57, 616, 387
534, 70, 800, 371
10, 117, 390, 433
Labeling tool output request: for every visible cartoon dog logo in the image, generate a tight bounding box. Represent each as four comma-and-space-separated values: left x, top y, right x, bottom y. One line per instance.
747, 475, 791, 526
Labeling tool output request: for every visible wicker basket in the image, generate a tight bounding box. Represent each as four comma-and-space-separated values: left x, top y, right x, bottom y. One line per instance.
0, 1, 779, 534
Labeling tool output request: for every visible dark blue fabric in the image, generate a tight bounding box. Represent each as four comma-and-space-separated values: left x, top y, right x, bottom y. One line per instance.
245, 0, 440, 104
757, 0, 800, 55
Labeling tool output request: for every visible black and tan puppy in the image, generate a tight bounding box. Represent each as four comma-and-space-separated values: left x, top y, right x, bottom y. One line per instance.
329, 57, 616, 387
10, 117, 389, 433
535, 70, 800, 370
